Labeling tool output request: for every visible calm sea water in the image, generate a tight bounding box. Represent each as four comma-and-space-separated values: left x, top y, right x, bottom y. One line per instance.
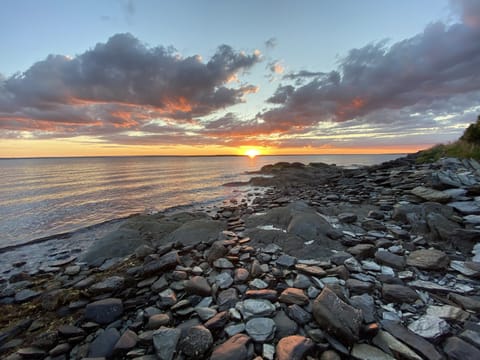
0, 154, 403, 249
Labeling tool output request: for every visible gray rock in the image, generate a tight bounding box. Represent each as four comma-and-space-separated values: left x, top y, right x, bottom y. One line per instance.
90, 276, 125, 295
448, 293, 480, 312
292, 274, 312, 289
276, 254, 297, 268
178, 325, 213, 357
346, 279, 374, 295
312, 287, 363, 346
216, 272, 234, 289
245, 317, 276, 342
143, 251, 179, 276
207, 241, 229, 263
381, 320, 444, 360
113, 329, 138, 352
338, 213, 357, 223
351, 343, 395, 360
411, 186, 451, 203
287, 304, 311, 325
85, 298, 123, 325
372, 330, 423, 360
152, 327, 181, 360
375, 250, 406, 270
88, 328, 120, 358
234, 268, 250, 283
249, 278, 268, 289
184, 276, 211, 296
163, 218, 226, 246
347, 244, 376, 260
225, 323, 246, 337
276, 335, 314, 360
146, 314, 170, 329
278, 288, 309, 305
14, 289, 40, 303
407, 315, 450, 340
239, 299, 276, 319
217, 287, 239, 311
210, 333, 250, 360
448, 201, 480, 215
450, 260, 480, 277
443, 336, 480, 360
459, 329, 480, 349
195, 307, 217, 321
213, 258, 235, 269
350, 294, 376, 323
273, 311, 298, 339
407, 249, 449, 270
158, 288, 177, 307
426, 305, 469, 322
382, 284, 419, 304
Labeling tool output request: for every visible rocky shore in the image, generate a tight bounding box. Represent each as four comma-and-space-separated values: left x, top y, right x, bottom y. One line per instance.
1, 155, 480, 360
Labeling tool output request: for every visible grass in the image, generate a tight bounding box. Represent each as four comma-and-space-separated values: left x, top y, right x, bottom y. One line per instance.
416, 140, 480, 163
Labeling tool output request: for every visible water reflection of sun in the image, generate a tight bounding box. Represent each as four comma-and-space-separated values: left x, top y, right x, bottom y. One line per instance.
245, 149, 260, 158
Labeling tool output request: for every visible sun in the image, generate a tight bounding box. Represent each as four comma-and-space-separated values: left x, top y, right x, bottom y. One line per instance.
245, 149, 260, 158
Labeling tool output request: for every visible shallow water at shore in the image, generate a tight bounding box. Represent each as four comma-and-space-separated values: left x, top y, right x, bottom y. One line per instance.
0, 154, 403, 250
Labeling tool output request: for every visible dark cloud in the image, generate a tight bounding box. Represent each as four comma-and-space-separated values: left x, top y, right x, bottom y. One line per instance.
260, 21, 480, 134
265, 37, 277, 49
451, 0, 480, 28
0, 33, 261, 138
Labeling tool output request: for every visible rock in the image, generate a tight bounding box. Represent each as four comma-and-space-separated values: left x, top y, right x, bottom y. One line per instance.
295, 264, 327, 277
350, 294, 376, 323
207, 241, 229, 263
276, 254, 297, 268
114, 329, 138, 352
158, 288, 177, 307
234, 268, 250, 283
450, 260, 480, 277
178, 325, 213, 357
338, 213, 357, 223
372, 330, 423, 360
312, 287, 363, 346
426, 305, 469, 322
58, 324, 85, 338
85, 298, 123, 325
90, 275, 125, 295
245, 317, 276, 342
225, 323, 246, 337
351, 343, 395, 360
143, 250, 178, 276
16, 347, 46, 358
459, 329, 480, 349
152, 327, 181, 360
443, 336, 480, 360
381, 320, 444, 360
276, 335, 314, 360
411, 186, 451, 203
210, 333, 250, 360
273, 311, 298, 339
278, 288, 309, 305
375, 250, 406, 270
292, 274, 312, 288
448, 293, 480, 312
49, 343, 70, 356
14, 289, 40, 303
65, 265, 80, 276
204, 311, 229, 331
213, 258, 235, 269
346, 279, 375, 295
382, 284, 419, 303
217, 288, 239, 311
448, 201, 480, 215
320, 350, 342, 360
41, 289, 68, 311
184, 276, 212, 296
250, 278, 269, 289
239, 299, 276, 319
287, 304, 311, 325
146, 314, 170, 329
216, 272, 234, 289
347, 244, 376, 260
407, 315, 450, 340
407, 249, 450, 270
88, 328, 120, 358
195, 307, 217, 321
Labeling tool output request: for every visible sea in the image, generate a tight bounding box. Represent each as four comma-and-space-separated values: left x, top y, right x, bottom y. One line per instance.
0, 154, 404, 250
0, 154, 404, 274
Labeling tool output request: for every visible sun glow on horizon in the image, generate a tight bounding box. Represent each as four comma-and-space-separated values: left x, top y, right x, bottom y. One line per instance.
245, 148, 260, 158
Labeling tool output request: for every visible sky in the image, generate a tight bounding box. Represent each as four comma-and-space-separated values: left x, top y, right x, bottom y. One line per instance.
1, 0, 480, 157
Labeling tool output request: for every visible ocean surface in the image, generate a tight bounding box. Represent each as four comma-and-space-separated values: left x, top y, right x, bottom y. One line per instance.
0, 154, 403, 250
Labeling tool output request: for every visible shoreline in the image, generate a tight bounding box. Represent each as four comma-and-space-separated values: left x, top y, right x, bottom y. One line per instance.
1, 155, 480, 359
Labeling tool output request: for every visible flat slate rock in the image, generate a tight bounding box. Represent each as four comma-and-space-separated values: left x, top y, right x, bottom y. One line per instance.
312, 287, 363, 346
375, 250, 406, 270
407, 315, 450, 340
85, 298, 124, 325
14, 289, 41, 303
88, 328, 120, 358
142, 251, 179, 276
411, 186, 451, 203
351, 343, 395, 360
152, 327, 181, 360
381, 320, 444, 360
184, 276, 212, 296
407, 249, 449, 270
245, 317, 276, 342
279, 288, 309, 305
382, 284, 419, 303
443, 336, 480, 360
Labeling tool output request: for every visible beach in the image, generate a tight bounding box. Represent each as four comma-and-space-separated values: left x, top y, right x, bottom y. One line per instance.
1, 155, 480, 359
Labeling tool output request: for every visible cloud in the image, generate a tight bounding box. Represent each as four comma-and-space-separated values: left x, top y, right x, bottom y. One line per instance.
268, 61, 285, 74
0, 33, 261, 139
450, 0, 480, 28
260, 21, 480, 134
265, 37, 277, 49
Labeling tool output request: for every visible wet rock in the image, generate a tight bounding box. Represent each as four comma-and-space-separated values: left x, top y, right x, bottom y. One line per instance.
312, 287, 363, 346
210, 333, 250, 360
382, 284, 419, 303
152, 327, 181, 360
407, 315, 450, 340
443, 336, 480, 360
184, 276, 212, 296
407, 249, 450, 270
178, 325, 213, 357
381, 320, 444, 360
88, 328, 120, 358
276, 335, 314, 360
278, 288, 309, 305
85, 298, 123, 325
245, 317, 276, 342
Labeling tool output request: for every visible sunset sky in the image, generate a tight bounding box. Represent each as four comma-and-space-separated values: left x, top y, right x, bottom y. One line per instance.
1, 0, 480, 157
